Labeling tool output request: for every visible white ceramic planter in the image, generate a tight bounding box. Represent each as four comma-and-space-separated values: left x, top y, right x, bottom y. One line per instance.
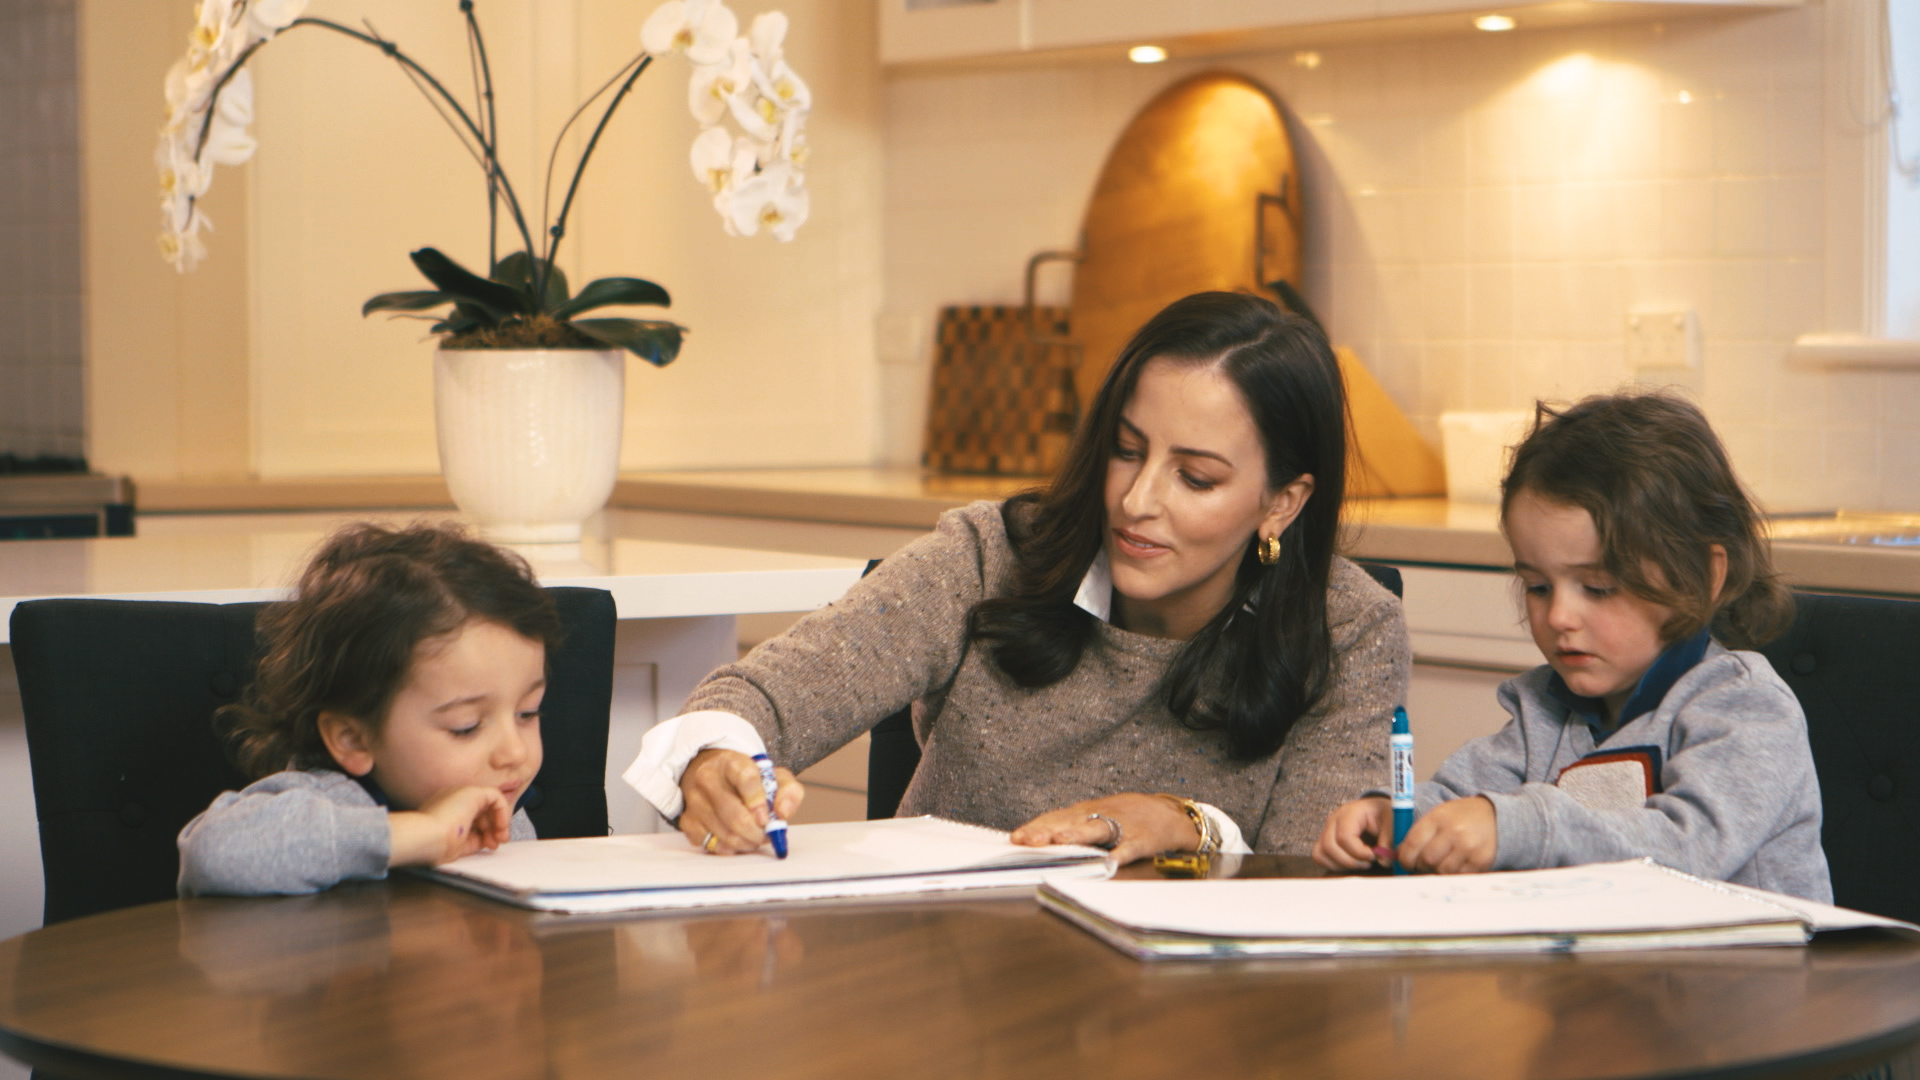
433, 348, 625, 543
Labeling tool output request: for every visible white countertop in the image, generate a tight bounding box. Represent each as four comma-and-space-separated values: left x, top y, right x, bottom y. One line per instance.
0, 512, 866, 643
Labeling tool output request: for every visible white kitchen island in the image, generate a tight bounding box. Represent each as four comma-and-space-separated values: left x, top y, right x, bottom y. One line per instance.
0, 511, 871, 950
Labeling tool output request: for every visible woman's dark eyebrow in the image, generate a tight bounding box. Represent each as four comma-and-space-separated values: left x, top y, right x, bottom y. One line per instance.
1116, 416, 1235, 467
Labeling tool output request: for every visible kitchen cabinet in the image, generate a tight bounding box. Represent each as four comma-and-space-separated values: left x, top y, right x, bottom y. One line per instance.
1393, 563, 1535, 777
880, 0, 1807, 69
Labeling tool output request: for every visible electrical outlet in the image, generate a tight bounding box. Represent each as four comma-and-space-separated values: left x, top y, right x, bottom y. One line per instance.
1625, 308, 1699, 372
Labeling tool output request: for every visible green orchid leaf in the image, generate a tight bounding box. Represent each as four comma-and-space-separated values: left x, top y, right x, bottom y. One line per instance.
490, 251, 570, 312
570, 317, 685, 367
551, 277, 672, 320
410, 247, 527, 320
541, 263, 570, 311
490, 250, 533, 288
430, 303, 491, 336
362, 290, 455, 317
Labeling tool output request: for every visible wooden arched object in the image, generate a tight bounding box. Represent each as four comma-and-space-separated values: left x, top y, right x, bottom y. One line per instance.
1069, 72, 1443, 497
1069, 72, 1295, 409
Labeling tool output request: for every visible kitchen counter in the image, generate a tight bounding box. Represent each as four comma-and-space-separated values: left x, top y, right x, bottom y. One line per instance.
1346, 499, 1920, 598
0, 516, 864, 644
124, 469, 1920, 597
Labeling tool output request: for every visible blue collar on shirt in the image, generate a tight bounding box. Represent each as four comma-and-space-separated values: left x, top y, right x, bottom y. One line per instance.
1547, 627, 1712, 737
351, 773, 391, 807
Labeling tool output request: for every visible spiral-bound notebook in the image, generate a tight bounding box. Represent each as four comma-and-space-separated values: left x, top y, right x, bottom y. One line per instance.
420, 816, 1113, 914
1040, 860, 1920, 960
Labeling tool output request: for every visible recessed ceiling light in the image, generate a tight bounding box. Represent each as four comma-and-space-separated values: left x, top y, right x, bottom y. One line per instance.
1475, 14, 1516, 31
1129, 45, 1167, 64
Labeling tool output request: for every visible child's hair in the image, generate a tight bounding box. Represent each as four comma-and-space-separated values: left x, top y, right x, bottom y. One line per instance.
221, 522, 563, 778
1500, 391, 1792, 650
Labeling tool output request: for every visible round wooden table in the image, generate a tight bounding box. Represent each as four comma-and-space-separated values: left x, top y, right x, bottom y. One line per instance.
3, 863, 1918, 1080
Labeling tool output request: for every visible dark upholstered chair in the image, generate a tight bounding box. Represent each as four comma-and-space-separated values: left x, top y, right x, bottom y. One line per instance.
1755, 591, 1920, 924
864, 559, 1406, 819
11, 587, 616, 925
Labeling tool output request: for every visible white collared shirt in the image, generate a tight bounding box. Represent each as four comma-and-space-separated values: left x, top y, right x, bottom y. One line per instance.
623, 550, 1250, 854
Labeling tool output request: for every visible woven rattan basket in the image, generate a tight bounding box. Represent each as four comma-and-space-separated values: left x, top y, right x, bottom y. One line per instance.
923, 304, 1080, 476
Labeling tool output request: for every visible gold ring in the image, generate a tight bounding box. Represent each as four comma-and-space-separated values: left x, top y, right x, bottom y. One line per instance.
701, 832, 719, 854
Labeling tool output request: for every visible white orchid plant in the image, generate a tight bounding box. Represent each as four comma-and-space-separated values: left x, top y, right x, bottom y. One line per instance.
158, 0, 812, 366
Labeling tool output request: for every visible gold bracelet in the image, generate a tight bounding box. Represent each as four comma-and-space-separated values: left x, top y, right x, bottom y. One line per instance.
1158, 794, 1220, 855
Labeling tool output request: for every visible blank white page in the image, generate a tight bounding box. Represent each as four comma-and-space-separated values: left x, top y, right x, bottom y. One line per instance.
1045, 861, 1826, 940
435, 816, 1107, 897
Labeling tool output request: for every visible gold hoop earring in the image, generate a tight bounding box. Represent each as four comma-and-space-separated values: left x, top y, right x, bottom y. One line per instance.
1258, 535, 1282, 566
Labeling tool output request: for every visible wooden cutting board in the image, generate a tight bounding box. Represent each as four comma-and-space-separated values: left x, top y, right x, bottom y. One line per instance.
1069, 71, 1442, 497
1069, 72, 1298, 409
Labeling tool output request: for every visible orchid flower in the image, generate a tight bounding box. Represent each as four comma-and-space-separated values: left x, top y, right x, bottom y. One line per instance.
159, 0, 810, 278
156, 134, 211, 202
641, 0, 737, 66
688, 126, 734, 192
244, 0, 310, 40
775, 108, 809, 169
722, 162, 808, 242
163, 57, 214, 123
726, 73, 781, 143
687, 38, 752, 127
190, 0, 236, 58
157, 215, 209, 268
200, 69, 257, 165
748, 12, 786, 64
756, 58, 811, 115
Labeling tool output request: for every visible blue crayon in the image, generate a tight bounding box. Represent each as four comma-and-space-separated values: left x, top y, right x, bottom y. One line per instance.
1390, 706, 1414, 875
752, 753, 790, 859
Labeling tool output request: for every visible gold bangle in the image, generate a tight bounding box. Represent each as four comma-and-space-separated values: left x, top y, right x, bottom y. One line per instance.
1158, 794, 1220, 855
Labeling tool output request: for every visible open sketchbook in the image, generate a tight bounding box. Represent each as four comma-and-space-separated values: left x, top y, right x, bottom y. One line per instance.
1040, 859, 1920, 961
421, 816, 1112, 914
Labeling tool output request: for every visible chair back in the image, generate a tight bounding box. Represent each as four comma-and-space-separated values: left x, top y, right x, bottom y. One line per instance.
11, 587, 615, 924
1756, 591, 1920, 923
863, 559, 1405, 819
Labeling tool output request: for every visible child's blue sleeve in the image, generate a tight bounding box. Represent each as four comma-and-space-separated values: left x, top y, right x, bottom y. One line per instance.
177, 770, 392, 897
1412, 677, 1534, 815
1484, 653, 1831, 902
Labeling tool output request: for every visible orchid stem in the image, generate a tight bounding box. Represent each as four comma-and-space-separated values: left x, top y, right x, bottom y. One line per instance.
282, 16, 538, 275
539, 52, 644, 303
463, 2, 500, 273
542, 54, 652, 293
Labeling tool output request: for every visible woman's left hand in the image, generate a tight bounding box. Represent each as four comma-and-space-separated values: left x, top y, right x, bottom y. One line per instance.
1010, 793, 1199, 865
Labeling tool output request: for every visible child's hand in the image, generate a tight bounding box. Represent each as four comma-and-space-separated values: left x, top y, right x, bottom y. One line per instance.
1313, 796, 1393, 871
388, 786, 514, 867
1396, 795, 1497, 874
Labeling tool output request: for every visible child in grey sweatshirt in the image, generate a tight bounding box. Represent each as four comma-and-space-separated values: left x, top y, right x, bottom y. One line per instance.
1314, 392, 1832, 902
177, 523, 560, 896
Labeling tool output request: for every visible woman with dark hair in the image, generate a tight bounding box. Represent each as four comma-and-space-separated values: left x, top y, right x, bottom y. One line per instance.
629, 292, 1410, 861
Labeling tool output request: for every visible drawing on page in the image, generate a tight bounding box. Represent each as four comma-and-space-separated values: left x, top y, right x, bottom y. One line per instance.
1421, 875, 1617, 905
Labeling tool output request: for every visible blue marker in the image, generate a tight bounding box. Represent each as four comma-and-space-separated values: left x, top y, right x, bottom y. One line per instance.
1390, 706, 1414, 875
752, 753, 790, 859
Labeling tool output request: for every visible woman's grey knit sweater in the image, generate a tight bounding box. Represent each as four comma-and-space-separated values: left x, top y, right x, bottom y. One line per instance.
683, 501, 1411, 854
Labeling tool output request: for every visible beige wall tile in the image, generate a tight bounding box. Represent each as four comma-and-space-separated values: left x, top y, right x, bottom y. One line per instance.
875, 4, 1913, 509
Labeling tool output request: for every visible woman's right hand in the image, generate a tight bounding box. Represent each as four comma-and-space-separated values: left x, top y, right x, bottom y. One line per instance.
678, 748, 806, 855
1312, 796, 1392, 871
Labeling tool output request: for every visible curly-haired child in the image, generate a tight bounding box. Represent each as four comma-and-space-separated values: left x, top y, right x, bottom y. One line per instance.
178, 522, 561, 896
